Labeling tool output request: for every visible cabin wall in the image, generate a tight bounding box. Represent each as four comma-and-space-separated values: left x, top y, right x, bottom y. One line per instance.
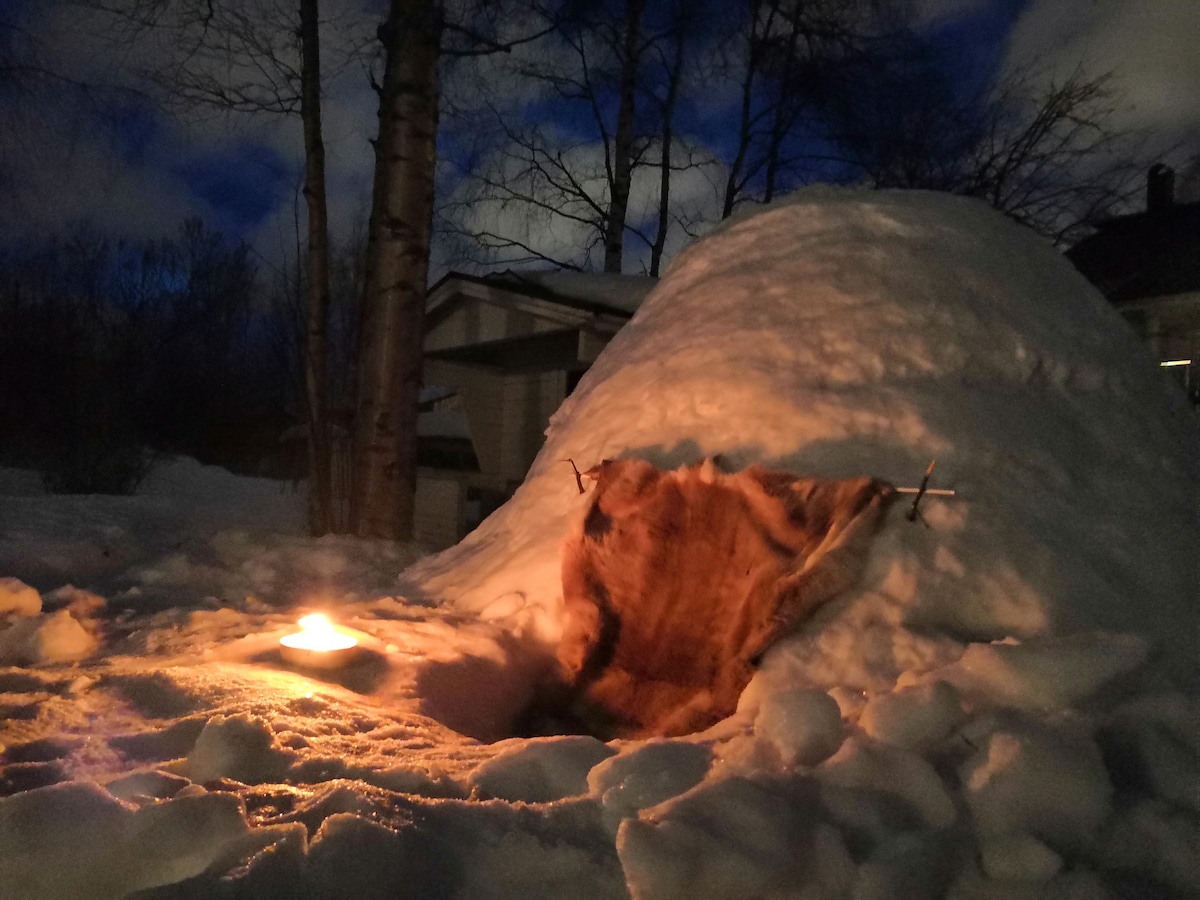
417, 290, 629, 547
500, 370, 567, 480
413, 471, 467, 550
426, 300, 570, 353
1119, 290, 1200, 403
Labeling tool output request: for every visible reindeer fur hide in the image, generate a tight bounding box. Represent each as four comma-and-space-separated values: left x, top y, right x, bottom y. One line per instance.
557, 458, 894, 738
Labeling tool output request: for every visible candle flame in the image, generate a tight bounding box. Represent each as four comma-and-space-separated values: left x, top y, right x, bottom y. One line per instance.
280, 613, 357, 653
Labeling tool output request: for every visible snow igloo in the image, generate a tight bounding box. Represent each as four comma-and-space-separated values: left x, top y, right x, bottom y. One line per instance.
408, 186, 1200, 726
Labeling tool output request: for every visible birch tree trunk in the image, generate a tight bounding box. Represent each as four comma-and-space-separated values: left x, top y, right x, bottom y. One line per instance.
602, 0, 645, 273
649, 11, 685, 277
299, 0, 334, 535
349, 0, 441, 540
721, 27, 759, 220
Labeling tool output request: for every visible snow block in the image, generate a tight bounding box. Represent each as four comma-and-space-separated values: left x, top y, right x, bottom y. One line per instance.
307, 813, 414, 900
978, 832, 1063, 883
815, 735, 957, 829
1099, 692, 1200, 813
468, 734, 616, 803
0, 608, 97, 664
827, 685, 869, 720
754, 688, 845, 766
44, 584, 106, 619
853, 830, 962, 900
0, 781, 252, 899
0, 576, 40, 617
34, 609, 96, 662
859, 680, 965, 750
211, 822, 309, 897
947, 862, 1102, 900
0, 782, 131, 898
617, 776, 852, 900
936, 633, 1150, 713
105, 769, 192, 802
588, 740, 713, 834
961, 722, 1112, 853
122, 791, 253, 893
1097, 798, 1200, 895
187, 714, 295, 785
445, 810, 629, 900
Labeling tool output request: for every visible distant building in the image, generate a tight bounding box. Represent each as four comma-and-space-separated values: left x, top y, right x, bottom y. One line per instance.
1067, 163, 1200, 404
412, 270, 656, 548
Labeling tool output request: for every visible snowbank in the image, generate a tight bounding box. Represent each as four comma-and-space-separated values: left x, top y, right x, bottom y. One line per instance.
2, 188, 1199, 900
0, 456, 421, 609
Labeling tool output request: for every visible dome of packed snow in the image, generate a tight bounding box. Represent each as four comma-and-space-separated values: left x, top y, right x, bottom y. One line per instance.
410, 185, 1200, 700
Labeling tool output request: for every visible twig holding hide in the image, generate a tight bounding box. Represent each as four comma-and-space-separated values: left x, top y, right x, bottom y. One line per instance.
906, 460, 937, 522
564, 459, 585, 495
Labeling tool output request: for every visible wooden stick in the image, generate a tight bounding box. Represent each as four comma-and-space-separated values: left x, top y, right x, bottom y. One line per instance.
564, 459, 585, 495
906, 460, 936, 522
895, 487, 956, 496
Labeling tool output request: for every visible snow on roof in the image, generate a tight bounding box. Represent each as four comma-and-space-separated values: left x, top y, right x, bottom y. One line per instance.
497, 269, 658, 315
430, 268, 657, 319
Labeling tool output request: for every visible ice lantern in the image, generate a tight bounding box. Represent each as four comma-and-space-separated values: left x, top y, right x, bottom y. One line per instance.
279, 613, 358, 669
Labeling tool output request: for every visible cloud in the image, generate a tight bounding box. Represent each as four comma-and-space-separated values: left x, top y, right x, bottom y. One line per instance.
441, 131, 725, 276
0, 96, 210, 244
909, 0, 993, 25
1002, 0, 1200, 145
3, 1, 730, 277
13, 0, 1190, 278
0, 0, 384, 269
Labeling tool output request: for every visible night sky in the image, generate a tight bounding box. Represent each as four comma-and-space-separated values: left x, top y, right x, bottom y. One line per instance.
1, 0, 1197, 273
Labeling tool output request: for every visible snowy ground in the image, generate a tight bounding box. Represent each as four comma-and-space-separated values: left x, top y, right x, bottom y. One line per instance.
2, 188, 1199, 899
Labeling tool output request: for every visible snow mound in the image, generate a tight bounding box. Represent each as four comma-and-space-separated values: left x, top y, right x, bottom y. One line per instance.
468, 734, 615, 803
0, 781, 277, 898
408, 186, 1200, 696
0, 608, 97, 664
0, 577, 40, 617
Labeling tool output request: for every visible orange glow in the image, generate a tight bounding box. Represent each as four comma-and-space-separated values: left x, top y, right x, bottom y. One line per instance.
280, 614, 357, 654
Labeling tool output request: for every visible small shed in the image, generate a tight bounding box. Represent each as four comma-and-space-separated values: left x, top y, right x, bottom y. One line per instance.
413, 270, 656, 548
1067, 163, 1200, 403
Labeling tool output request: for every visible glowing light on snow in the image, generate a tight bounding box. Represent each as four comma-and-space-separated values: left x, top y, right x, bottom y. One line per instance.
279, 613, 358, 669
